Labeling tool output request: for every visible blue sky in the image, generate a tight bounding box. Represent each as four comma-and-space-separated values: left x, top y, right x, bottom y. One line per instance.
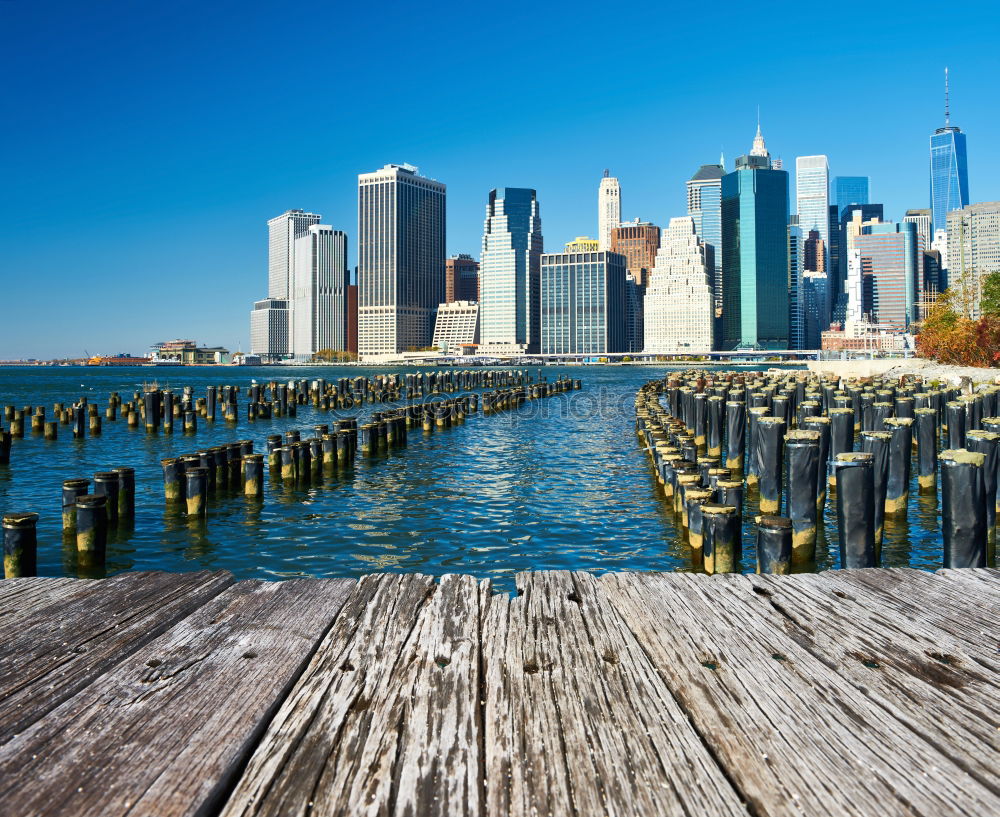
2, 0, 999, 359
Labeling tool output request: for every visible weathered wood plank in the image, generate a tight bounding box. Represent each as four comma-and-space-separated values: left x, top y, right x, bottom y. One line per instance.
601, 571, 1000, 817
0, 569, 233, 742
482, 570, 750, 817
0, 577, 96, 626
221, 572, 482, 817
739, 571, 999, 795
814, 568, 999, 664
0, 577, 354, 817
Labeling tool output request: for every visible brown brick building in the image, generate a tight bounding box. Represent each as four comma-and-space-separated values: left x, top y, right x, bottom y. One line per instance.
610, 220, 660, 286
445, 254, 480, 303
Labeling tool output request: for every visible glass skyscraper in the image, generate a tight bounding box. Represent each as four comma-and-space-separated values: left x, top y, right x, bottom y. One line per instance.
795, 156, 830, 269
687, 164, 724, 315
479, 188, 543, 353
721, 127, 790, 350
540, 250, 626, 355
833, 176, 870, 221
930, 127, 969, 235
855, 221, 922, 331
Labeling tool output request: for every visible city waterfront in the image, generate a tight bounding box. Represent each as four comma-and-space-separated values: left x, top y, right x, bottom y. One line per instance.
0, 364, 955, 591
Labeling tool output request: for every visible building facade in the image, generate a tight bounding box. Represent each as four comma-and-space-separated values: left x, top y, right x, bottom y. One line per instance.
291, 225, 349, 360
687, 163, 725, 317
610, 219, 660, 287
855, 221, 922, 331
564, 237, 600, 253
445, 254, 479, 303
268, 209, 322, 301
788, 217, 803, 349
946, 202, 1000, 318
598, 171, 621, 251
802, 271, 829, 349
795, 155, 830, 269
643, 217, 713, 354
904, 209, 933, 250
432, 301, 480, 353
540, 250, 626, 355
479, 187, 543, 353
833, 176, 870, 221
720, 126, 790, 349
833, 203, 885, 321
250, 299, 289, 362
357, 164, 446, 357
930, 70, 970, 234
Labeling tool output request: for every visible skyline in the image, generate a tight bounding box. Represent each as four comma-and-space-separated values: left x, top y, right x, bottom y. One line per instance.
2, 0, 999, 359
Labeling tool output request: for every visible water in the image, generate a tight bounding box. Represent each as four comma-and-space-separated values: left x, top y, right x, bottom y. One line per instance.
0, 364, 948, 591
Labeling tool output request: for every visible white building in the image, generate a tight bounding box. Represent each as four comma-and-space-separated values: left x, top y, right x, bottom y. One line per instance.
478, 187, 543, 354
643, 217, 713, 354
947, 201, 1000, 317
357, 164, 446, 358
795, 155, 830, 269
846, 248, 864, 324
598, 171, 621, 251
268, 209, 321, 300
904, 209, 933, 250
250, 299, 289, 362
291, 225, 349, 360
432, 301, 480, 353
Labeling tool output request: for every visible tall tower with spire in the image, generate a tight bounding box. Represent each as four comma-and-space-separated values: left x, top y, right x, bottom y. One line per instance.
598, 170, 621, 251
720, 123, 790, 349
930, 67, 970, 234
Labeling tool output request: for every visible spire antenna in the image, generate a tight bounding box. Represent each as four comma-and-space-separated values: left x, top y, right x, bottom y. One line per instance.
944, 67, 950, 126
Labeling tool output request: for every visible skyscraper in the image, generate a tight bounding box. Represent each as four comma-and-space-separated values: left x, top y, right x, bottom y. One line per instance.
291, 224, 349, 360
445, 254, 480, 303
721, 125, 790, 350
795, 156, 830, 272
788, 216, 803, 349
357, 164, 446, 357
687, 162, 725, 314
598, 171, 621, 251
833, 177, 870, 221
479, 188, 543, 353
540, 249, 626, 355
643, 217, 713, 353
903, 209, 933, 250
610, 219, 660, 287
832, 203, 885, 321
855, 221, 923, 331
946, 202, 1000, 318
250, 208, 322, 362
930, 68, 970, 234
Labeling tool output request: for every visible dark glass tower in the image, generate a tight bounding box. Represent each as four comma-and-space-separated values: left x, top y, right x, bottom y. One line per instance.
721, 126, 790, 350
929, 68, 969, 234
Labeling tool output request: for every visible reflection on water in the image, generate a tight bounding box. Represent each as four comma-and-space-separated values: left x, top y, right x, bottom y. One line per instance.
0, 364, 972, 592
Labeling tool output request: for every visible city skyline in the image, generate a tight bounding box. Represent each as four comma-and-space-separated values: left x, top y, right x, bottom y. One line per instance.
2, 1, 998, 358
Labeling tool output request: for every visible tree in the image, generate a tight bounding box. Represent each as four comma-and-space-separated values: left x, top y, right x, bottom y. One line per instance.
313, 349, 357, 363
980, 271, 1000, 318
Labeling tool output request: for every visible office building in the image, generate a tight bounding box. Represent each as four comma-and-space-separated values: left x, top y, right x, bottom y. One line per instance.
845, 248, 863, 324
445, 254, 479, 303
432, 301, 480, 354
250, 299, 289, 363
932, 229, 949, 290
930, 68, 970, 234
833, 203, 885, 321
833, 176, 870, 221
720, 125, 790, 349
802, 271, 829, 349
347, 284, 358, 355
598, 171, 621, 251
624, 272, 644, 354
479, 187, 543, 353
268, 209, 322, 300
610, 219, 660, 286
946, 202, 1000, 318
796, 156, 830, 265
904, 209, 933, 249
855, 221, 922, 331
687, 162, 725, 313
357, 164, 446, 357
788, 217, 804, 349
291, 225, 349, 360
540, 250, 626, 355
803, 229, 826, 273
644, 217, 713, 354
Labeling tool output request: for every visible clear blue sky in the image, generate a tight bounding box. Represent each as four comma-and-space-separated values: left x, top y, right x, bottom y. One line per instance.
2, 0, 999, 359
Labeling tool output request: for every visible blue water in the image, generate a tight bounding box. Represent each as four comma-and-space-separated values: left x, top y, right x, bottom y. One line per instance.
0, 364, 948, 590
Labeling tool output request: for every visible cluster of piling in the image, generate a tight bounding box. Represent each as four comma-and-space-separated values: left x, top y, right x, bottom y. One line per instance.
2, 372, 582, 578
636, 369, 997, 574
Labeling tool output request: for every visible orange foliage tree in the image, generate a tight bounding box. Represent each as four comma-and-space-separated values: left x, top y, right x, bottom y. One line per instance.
916, 276, 1000, 367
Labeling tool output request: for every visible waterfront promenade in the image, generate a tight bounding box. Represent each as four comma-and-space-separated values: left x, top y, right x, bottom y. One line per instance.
1, 566, 997, 816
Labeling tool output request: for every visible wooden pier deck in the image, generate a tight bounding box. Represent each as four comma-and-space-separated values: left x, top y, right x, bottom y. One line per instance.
0, 567, 997, 816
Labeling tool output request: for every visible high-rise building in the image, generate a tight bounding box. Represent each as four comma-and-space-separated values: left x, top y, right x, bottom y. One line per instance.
932, 228, 949, 291
624, 272, 644, 354
845, 248, 864, 325
802, 271, 829, 349
291, 225, 349, 360
347, 283, 358, 356
720, 125, 790, 349
796, 156, 830, 272
788, 217, 804, 349
540, 250, 626, 355
445, 254, 480, 303
855, 221, 923, 331
803, 229, 826, 273
598, 171, 621, 251
833, 176, 870, 221
904, 209, 933, 250
564, 237, 600, 253
946, 202, 1000, 318
479, 188, 543, 353
644, 217, 714, 354
268, 209, 322, 300
832, 203, 885, 321
250, 299, 289, 363
687, 162, 725, 314
357, 164, 446, 357
930, 68, 970, 235
610, 219, 660, 287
